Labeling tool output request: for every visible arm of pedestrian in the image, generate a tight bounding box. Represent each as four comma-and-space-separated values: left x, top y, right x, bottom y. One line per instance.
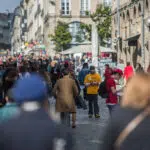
84, 83, 91, 87
111, 87, 117, 94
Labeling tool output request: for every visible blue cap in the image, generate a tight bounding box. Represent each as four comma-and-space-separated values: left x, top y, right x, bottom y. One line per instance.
12, 74, 48, 103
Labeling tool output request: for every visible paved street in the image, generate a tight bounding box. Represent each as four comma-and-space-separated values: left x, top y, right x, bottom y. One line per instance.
73, 97, 110, 150
49, 97, 110, 150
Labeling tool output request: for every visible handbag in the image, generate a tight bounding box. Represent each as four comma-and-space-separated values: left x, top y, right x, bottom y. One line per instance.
115, 107, 150, 150
75, 95, 87, 110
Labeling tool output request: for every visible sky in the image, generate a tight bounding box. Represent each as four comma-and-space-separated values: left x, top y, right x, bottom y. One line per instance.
0, 0, 21, 13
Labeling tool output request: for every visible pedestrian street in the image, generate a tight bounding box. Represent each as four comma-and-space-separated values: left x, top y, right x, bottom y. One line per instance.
49, 96, 110, 150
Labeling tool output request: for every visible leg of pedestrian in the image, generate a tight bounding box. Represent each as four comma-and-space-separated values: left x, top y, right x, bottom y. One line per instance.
60, 112, 65, 124
88, 95, 93, 118
93, 95, 100, 118
72, 112, 76, 128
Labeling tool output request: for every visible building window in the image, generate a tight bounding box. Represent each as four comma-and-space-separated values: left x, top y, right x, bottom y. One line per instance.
123, 13, 125, 21
80, 0, 90, 16
126, 10, 130, 20
61, 0, 70, 15
145, 0, 149, 9
138, 3, 142, 15
133, 6, 136, 18
104, 0, 111, 7
69, 22, 85, 43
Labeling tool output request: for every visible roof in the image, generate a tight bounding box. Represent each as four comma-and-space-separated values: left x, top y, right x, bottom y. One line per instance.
61, 44, 116, 54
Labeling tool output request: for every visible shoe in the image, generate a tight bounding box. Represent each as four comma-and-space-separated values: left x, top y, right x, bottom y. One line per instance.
72, 123, 76, 129
95, 114, 100, 118
72, 125, 76, 129
89, 114, 93, 118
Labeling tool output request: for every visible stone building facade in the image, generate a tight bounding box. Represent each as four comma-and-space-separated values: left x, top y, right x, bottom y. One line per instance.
112, 0, 150, 69
43, 0, 99, 55
11, 1, 27, 54
0, 13, 12, 50
22, 0, 100, 55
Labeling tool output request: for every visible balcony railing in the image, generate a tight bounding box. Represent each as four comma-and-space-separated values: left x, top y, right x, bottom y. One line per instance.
80, 10, 91, 17
60, 10, 71, 17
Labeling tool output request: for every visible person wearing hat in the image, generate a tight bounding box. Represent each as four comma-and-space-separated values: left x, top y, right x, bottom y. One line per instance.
106, 68, 123, 115
0, 74, 74, 150
84, 66, 101, 118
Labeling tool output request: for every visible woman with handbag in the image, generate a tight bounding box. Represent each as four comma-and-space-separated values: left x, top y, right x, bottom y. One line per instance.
101, 73, 150, 150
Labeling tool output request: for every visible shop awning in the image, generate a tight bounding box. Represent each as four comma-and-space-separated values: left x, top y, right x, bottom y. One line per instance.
124, 33, 141, 41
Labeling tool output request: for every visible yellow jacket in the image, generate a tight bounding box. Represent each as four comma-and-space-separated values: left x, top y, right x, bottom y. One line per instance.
84, 73, 101, 95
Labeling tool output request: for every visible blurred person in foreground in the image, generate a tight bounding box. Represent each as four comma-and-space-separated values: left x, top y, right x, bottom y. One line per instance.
101, 73, 150, 150
0, 90, 19, 123
0, 74, 73, 150
53, 69, 78, 128
84, 66, 101, 118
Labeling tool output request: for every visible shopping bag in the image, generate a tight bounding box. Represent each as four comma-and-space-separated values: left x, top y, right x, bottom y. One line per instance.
76, 95, 87, 110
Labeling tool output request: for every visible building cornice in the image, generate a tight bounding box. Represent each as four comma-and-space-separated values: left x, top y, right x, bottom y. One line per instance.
112, 0, 140, 15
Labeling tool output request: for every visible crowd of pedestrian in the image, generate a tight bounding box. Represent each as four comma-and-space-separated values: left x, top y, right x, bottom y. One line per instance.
0, 53, 150, 150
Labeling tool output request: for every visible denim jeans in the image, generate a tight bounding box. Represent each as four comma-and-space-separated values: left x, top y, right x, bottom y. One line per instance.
87, 94, 99, 116
107, 105, 117, 116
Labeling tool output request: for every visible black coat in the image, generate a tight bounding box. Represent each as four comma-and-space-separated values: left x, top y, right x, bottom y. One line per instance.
101, 106, 150, 150
0, 109, 74, 150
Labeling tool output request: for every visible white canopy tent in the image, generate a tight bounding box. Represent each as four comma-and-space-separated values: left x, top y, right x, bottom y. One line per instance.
61, 44, 116, 55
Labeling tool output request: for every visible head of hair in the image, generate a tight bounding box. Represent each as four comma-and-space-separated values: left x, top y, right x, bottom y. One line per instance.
20, 66, 26, 73
83, 63, 88, 69
105, 64, 109, 68
90, 66, 95, 71
121, 73, 150, 109
7, 69, 18, 79
127, 62, 130, 66
63, 69, 69, 76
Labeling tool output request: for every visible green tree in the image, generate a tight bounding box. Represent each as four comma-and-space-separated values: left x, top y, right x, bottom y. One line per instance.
91, 4, 111, 44
80, 5, 111, 45
80, 23, 92, 41
50, 21, 72, 52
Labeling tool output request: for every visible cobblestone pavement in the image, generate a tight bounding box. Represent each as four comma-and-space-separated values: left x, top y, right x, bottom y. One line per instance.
73, 97, 110, 150
49, 97, 110, 150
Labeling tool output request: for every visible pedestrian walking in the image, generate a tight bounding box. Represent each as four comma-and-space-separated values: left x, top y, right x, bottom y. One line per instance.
53, 69, 78, 128
123, 62, 134, 85
106, 69, 123, 115
0, 74, 74, 150
84, 66, 101, 118
78, 63, 89, 100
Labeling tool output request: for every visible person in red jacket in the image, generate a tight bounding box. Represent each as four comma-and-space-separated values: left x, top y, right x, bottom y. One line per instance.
106, 69, 123, 115
123, 62, 134, 84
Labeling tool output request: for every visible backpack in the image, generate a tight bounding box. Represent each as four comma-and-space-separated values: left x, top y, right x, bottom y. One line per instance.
98, 80, 108, 98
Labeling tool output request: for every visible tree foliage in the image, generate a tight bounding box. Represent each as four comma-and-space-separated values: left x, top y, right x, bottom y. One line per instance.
50, 21, 72, 52
91, 4, 111, 41
80, 23, 92, 41
80, 5, 111, 44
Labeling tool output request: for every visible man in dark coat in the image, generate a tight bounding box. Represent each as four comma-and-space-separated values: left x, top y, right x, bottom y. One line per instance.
0, 74, 74, 150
